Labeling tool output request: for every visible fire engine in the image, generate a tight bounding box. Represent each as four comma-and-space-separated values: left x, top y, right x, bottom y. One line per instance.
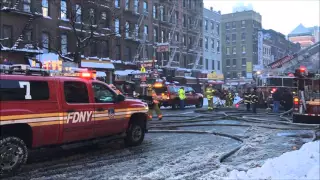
0, 64, 149, 176
292, 67, 320, 124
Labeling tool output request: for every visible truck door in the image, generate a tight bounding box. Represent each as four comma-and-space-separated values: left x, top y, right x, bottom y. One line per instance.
185, 87, 193, 105
61, 80, 94, 143
91, 82, 126, 137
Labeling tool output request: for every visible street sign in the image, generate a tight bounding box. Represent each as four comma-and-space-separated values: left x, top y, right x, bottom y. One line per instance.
140, 82, 148, 87
157, 44, 169, 52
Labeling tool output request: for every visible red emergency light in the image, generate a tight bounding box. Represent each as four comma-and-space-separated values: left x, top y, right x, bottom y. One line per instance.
300, 66, 306, 72
294, 97, 299, 105
235, 104, 239, 108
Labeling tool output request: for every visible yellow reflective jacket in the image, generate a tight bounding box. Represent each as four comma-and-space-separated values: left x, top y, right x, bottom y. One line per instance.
205, 87, 215, 99
178, 89, 186, 100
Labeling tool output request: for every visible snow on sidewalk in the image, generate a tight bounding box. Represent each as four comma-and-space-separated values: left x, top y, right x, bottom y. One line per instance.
225, 140, 320, 180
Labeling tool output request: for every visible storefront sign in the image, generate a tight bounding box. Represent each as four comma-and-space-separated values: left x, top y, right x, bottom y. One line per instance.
134, 74, 151, 79
246, 62, 252, 73
207, 72, 224, 80
157, 44, 169, 52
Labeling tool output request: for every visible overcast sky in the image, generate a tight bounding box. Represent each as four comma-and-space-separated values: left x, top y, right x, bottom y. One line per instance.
203, 0, 320, 36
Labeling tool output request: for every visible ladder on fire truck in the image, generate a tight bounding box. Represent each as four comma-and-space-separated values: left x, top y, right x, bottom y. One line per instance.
133, 10, 148, 63
165, 0, 180, 67
267, 41, 320, 74
192, 15, 203, 70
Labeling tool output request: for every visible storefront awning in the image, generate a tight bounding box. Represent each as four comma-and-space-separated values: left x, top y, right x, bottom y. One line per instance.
81, 61, 114, 69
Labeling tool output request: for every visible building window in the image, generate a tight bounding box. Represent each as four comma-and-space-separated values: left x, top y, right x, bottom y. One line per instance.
89, 8, 95, 24
205, 19, 208, 31
143, 1, 148, 14
232, 47, 236, 54
115, 0, 120, 8
42, 0, 49, 16
232, 59, 236, 66
134, 0, 138, 13
42, 32, 49, 53
241, 20, 246, 27
135, 24, 139, 38
144, 25, 148, 40
212, 60, 215, 70
205, 37, 208, 49
125, 21, 130, 38
226, 59, 230, 66
75, 4, 81, 22
60, 0, 67, 19
174, 11, 179, 24
205, 59, 208, 69
153, 4, 157, 19
175, 33, 179, 42
125, 0, 130, 10
23, 0, 31, 12
116, 45, 121, 59
183, 0, 186, 7
2, 25, 13, 47
161, 30, 164, 43
226, 47, 230, 55
90, 41, 97, 56
101, 12, 107, 21
183, 35, 186, 46
160, 7, 164, 21
61, 34, 67, 55
216, 23, 220, 35
24, 30, 32, 42
115, 19, 120, 34
232, 21, 236, 29
154, 28, 158, 42
241, 32, 246, 40
232, 72, 237, 79
183, 14, 187, 27
242, 58, 246, 66
102, 41, 109, 57
217, 61, 220, 70
125, 46, 131, 61
242, 45, 246, 53
216, 40, 220, 52
199, 39, 203, 48
211, 39, 214, 49
226, 23, 230, 30
232, 34, 236, 42
242, 71, 246, 77
226, 34, 230, 43
211, 21, 214, 31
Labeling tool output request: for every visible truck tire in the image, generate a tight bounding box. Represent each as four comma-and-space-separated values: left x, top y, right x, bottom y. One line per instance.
124, 120, 145, 147
0, 136, 28, 177
196, 98, 203, 108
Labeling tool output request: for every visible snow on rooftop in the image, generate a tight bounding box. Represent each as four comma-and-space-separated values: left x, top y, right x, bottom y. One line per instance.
226, 140, 320, 180
114, 69, 136, 76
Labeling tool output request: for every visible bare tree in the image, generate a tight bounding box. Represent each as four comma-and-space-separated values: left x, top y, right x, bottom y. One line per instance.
47, 0, 125, 64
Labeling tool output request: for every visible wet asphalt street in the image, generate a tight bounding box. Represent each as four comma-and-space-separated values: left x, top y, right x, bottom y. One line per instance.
7, 107, 317, 180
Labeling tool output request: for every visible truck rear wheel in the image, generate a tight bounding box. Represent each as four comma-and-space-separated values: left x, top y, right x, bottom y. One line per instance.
0, 136, 28, 177
124, 120, 145, 147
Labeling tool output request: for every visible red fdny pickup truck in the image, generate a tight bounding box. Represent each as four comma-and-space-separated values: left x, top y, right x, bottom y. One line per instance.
0, 65, 149, 176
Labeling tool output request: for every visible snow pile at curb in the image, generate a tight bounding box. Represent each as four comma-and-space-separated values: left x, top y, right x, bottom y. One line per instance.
225, 140, 320, 180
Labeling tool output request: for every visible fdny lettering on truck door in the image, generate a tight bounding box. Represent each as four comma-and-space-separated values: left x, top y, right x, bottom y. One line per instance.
66, 111, 93, 124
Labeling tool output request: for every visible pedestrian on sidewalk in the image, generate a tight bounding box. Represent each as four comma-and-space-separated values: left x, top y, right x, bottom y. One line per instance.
272, 88, 281, 113
244, 88, 251, 111
178, 87, 186, 110
251, 87, 259, 113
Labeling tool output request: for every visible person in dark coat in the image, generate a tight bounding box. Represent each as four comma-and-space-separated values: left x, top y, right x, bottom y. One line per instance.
251, 87, 259, 113
282, 89, 293, 111
244, 88, 252, 111
272, 88, 281, 113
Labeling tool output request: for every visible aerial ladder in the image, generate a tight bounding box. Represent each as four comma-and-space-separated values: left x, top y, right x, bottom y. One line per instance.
192, 16, 203, 70
266, 41, 320, 75
165, 0, 179, 67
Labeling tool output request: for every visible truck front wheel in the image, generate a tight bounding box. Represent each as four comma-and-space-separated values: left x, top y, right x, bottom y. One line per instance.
0, 136, 28, 177
124, 120, 145, 147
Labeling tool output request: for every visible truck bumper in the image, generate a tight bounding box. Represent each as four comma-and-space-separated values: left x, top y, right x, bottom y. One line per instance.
293, 114, 320, 124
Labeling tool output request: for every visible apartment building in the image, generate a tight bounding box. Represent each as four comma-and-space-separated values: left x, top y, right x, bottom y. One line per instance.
0, 0, 203, 71
221, 10, 262, 81
202, 7, 221, 74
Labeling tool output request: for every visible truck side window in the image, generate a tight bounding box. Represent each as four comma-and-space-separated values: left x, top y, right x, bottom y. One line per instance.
64, 81, 89, 103
92, 83, 115, 103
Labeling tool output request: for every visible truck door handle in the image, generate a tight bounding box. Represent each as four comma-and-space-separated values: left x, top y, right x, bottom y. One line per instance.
66, 109, 75, 113
96, 108, 105, 112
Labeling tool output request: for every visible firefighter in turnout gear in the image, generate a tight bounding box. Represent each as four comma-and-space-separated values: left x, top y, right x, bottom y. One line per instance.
147, 84, 162, 120
251, 87, 259, 113
205, 84, 215, 110
226, 91, 234, 107
244, 88, 252, 111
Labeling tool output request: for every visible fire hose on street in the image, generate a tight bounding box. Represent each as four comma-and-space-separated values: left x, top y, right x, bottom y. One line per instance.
148, 110, 320, 164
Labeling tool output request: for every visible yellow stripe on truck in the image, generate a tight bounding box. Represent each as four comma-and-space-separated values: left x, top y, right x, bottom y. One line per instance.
0, 113, 62, 121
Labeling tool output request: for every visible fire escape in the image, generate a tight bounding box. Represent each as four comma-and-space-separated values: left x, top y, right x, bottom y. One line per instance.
133, 6, 149, 63
165, 0, 179, 67
192, 15, 203, 70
